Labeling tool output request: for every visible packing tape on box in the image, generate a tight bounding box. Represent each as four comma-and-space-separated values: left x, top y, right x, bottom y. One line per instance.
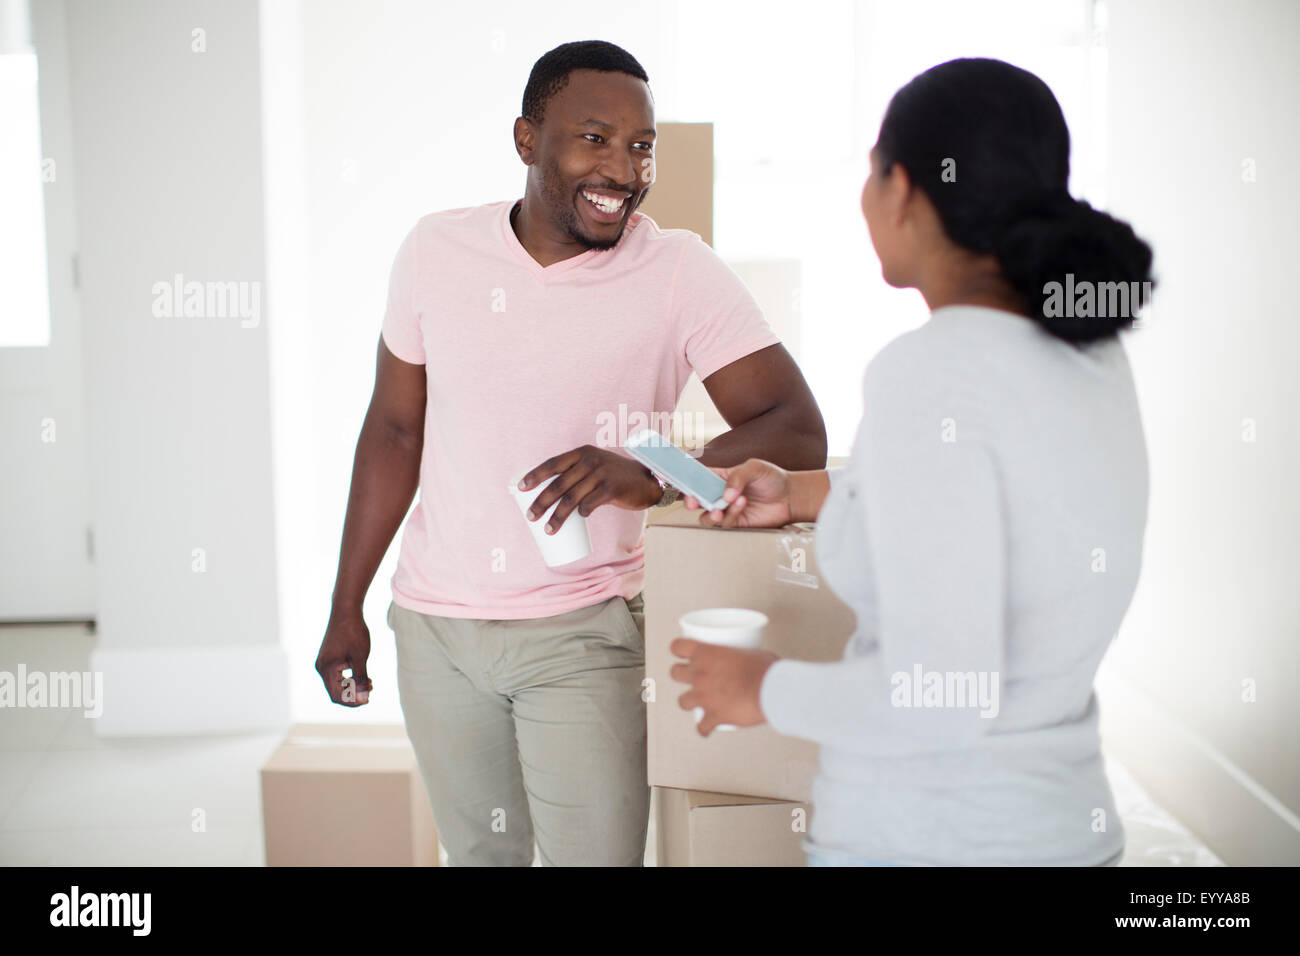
284, 736, 410, 748
775, 524, 820, 589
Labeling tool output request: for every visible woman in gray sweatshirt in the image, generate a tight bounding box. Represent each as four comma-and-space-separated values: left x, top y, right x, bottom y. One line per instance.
670, 57, 1154, 866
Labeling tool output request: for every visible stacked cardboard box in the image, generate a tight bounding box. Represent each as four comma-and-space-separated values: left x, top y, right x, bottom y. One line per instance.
654, 787, 811, 867
645, 498, 857, 865
638, 120, 851, 865
261, 723, 440, 866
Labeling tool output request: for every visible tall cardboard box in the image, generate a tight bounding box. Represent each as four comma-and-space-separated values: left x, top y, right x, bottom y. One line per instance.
655, 786, 810, 867
634, 121, 716, 449
644, 509, 857, 802
636, 121, 713, 246
261, 723, 440, 867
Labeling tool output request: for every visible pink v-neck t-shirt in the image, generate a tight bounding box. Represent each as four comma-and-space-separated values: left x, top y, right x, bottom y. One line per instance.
379, 199, 782, 620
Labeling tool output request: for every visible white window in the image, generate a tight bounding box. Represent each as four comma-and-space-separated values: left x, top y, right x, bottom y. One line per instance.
0, 0, 51, 348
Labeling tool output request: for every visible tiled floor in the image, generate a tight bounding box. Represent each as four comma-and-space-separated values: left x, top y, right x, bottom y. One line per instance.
0, 624, 1218, 866
0, 624, 271, 866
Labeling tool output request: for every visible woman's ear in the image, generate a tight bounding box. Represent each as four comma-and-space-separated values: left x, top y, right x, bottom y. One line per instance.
886, 162, 914, 228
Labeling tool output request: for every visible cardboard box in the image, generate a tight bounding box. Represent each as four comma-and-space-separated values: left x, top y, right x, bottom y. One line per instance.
636, 121, 713, 246
261, 723, 440, 867
654, 786, 810, 866
644, 509, 857, 801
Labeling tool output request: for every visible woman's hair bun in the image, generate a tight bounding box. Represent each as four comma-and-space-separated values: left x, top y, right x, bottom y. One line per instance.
993, 197, 1156, 343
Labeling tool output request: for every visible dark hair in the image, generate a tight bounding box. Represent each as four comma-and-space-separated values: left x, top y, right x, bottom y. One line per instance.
876, 58, 1154, 343
521, 40, 650, 126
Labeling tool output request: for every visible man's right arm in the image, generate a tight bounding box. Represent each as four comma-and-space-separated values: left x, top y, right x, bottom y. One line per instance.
316, 336, 426, 705
331, 336, 427, 617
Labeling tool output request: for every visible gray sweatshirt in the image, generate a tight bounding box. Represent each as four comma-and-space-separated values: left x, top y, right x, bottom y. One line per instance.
760, 304, 1149, 865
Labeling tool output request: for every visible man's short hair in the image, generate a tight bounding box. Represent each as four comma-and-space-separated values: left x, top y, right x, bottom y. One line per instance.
521, 40, 650, 125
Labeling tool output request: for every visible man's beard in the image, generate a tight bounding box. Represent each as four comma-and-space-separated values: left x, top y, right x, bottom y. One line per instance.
539, 157, 626, 251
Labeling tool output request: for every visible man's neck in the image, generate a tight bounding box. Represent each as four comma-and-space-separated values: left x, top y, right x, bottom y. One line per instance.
511, 197, 590, 268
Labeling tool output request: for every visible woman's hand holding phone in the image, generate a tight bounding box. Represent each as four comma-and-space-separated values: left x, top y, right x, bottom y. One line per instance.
683, 458, 793, 528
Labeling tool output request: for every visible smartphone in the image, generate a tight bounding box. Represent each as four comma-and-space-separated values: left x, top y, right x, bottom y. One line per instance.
624, 428, 729, 511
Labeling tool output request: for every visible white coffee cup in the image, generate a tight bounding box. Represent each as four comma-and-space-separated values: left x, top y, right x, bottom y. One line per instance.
509, 469, 593, 567
677, 607, 768, 731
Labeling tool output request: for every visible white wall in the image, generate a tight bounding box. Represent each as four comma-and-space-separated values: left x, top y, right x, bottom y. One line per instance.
62, 0, 286, 734
1098, 0, 1300, 864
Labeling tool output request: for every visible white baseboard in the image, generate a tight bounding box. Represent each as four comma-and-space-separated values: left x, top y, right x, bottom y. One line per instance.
88, 643, 290, 736
1097, 665, 1300, 866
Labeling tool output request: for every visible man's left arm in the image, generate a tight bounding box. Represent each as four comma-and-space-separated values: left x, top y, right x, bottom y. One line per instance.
694, 343, 827, 471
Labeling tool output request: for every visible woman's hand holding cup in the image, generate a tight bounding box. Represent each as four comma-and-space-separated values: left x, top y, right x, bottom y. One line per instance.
683, 458, 793, 529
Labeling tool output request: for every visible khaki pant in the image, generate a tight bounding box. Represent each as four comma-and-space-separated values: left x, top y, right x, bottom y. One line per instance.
388, 591, 648, 866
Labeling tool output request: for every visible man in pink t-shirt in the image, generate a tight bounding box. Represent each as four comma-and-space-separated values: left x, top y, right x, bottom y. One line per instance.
316, 40, 826, 866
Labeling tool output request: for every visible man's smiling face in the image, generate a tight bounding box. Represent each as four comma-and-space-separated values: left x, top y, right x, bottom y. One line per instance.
525, 68, 656, 249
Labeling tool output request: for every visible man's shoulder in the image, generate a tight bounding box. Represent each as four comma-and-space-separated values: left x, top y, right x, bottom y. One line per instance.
622, 211, 707, 253
620, 211, 727, 275
409, 200, 509, 239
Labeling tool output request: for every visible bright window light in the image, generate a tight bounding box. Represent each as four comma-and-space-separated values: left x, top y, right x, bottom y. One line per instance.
0, 50, 51, 348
